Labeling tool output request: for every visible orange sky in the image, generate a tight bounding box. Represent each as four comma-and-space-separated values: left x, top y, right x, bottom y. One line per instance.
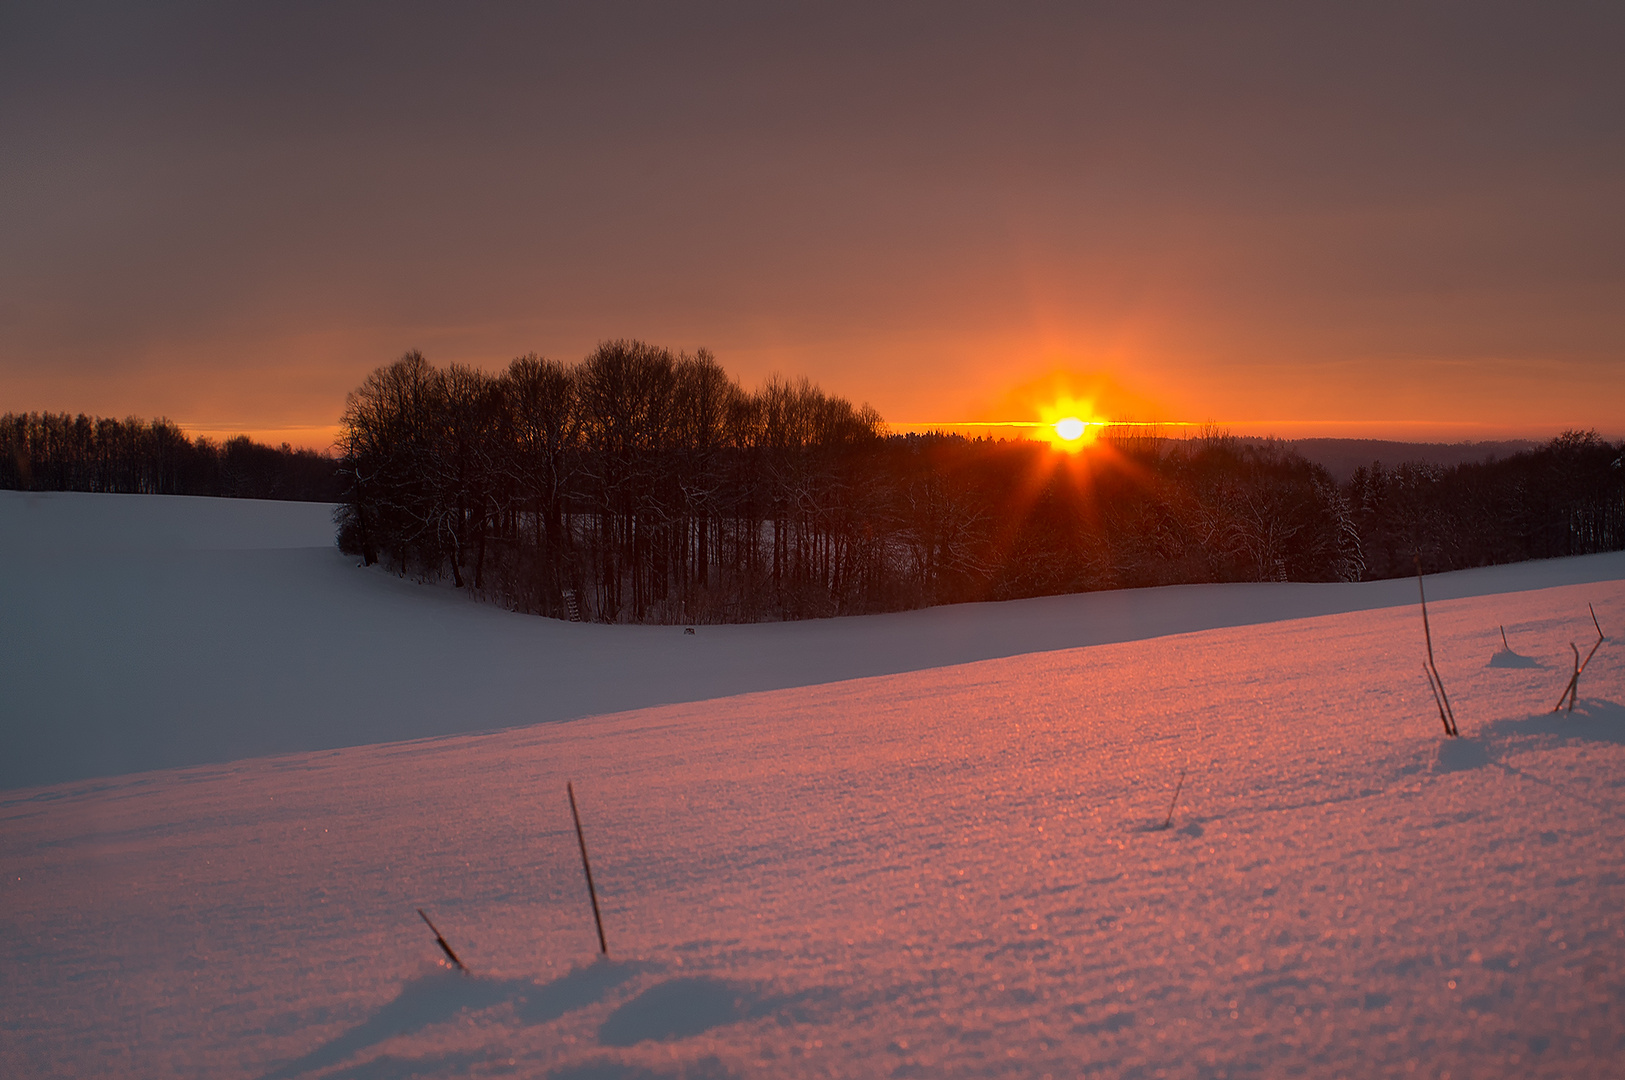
3, 4, 1622, 450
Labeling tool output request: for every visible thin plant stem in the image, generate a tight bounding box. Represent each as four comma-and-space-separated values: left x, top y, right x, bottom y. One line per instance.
1580, 604, 1606, 675
568, 782, 608, 956
1161, 768, 1187, 830
1416, 558, 1458, 736
1554, 644, 1579, 713
1423, 663, 1451, 736
418, 908, 467, 972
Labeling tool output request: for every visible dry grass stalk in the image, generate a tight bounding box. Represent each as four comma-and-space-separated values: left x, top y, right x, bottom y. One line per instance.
568, 781, 609, 956
1554, 604, 1607, 713
1161, 768, 1187, 830
1556, 643, 1581, 712
1416, 558, 1459, 737
417, 907, 467, 972
1422, 663, 1451, 735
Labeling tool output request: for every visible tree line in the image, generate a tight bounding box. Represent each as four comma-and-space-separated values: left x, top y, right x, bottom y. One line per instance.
11, 349, 1618, 623
1, 411, 341, 501
337, 342, 1618, 624
1350, 430, 1625, 577
336, 342, 891, 622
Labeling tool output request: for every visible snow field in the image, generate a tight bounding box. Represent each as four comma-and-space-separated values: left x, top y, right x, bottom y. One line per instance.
3, 568, 1622, 1078
6, 489, 1625, 790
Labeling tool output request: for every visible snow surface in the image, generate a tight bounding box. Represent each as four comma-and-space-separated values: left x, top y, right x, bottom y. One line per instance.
5, 489, 1624, 790
2, 491, 1624, 1078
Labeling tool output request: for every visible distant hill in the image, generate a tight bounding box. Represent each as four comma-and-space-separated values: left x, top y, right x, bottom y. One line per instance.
1255, 438, 1540, 483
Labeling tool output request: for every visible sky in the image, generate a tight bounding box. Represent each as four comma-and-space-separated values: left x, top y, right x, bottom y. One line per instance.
3, 1, 1623, 449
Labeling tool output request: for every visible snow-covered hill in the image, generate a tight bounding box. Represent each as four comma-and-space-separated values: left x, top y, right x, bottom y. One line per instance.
4, 489, 1623, 790
2, 491, 1622, 1078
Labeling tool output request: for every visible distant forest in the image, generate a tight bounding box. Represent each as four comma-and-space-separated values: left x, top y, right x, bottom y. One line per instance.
1, 412, 341, 501
332, 343, 1625, 623
7, 352, 1620, 623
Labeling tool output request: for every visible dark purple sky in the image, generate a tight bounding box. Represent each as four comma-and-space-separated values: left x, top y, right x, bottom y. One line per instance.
4, 2, 1622, 445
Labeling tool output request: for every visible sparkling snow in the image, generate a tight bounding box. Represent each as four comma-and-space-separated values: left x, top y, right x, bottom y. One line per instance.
2, 491, 1622, 1078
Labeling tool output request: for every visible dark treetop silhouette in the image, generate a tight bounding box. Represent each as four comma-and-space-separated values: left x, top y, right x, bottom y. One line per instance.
333, 342, 1625, 624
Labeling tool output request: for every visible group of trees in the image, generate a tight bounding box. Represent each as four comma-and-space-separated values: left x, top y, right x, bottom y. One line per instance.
335, 343, 1384, 622
1350, 430, 1625, 577
337, 342, 891, 622
12, 349, 1619, 625
336, 344, 1625, 625
836, 430, 1364, 608
1, 411, 341, 501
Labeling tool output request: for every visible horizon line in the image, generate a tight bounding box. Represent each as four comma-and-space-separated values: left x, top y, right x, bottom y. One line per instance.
889, 419, 1513, 429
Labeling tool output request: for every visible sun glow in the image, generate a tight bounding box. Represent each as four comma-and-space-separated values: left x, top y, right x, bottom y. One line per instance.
1039, 399, 1105, 452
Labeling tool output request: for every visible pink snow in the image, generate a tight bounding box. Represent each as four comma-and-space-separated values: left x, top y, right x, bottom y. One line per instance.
5, 489, 1622, 789
2, 491, 1623, 1078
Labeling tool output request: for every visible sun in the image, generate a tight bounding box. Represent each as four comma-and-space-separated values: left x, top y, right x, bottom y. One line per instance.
1038, 399, 1105, 452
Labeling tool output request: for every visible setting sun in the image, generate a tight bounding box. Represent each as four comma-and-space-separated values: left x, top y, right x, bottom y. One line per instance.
1037, 397, 1105, 452
1055, 416, 1087, 442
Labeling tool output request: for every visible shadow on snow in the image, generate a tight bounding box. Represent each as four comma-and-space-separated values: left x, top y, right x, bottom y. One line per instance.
258, 963, 812, 1079
597, 976, 775, 1047
546, 1056, 739, 1080
258, 958, 647, 1079
1432, 698, 1625, 776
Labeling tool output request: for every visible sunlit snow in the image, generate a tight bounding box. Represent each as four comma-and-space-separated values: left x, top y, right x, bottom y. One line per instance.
2, 491, 1622, 1078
